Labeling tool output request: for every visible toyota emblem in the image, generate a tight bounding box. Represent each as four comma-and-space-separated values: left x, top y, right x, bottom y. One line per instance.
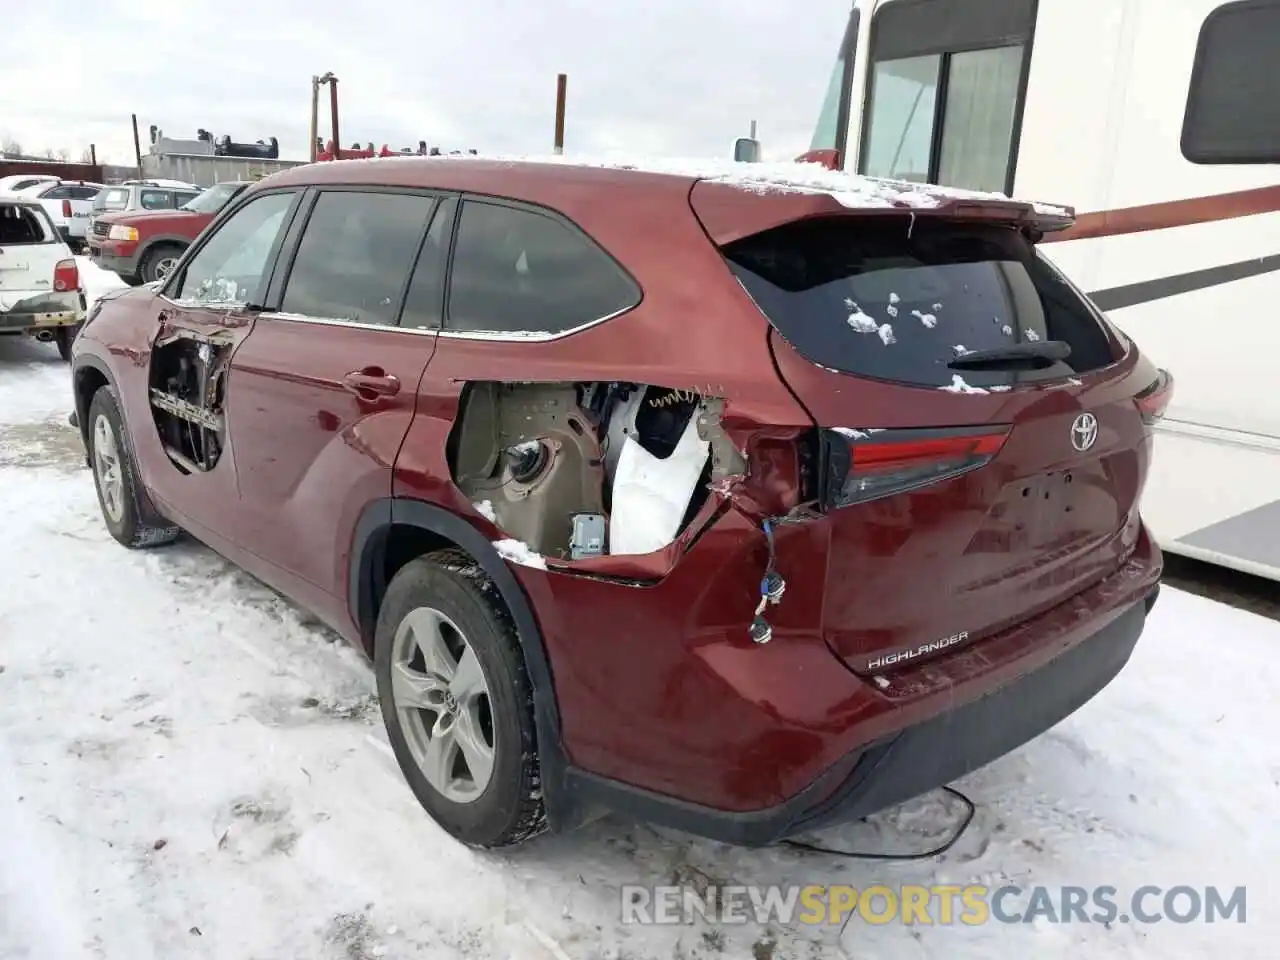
1071, 412, 1099, 452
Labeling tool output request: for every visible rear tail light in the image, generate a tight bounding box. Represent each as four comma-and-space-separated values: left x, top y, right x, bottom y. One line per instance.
61, 199, 73, 218
1135, 369, 1174, 425
53, 259, 80, 292
822, 426, 1010, 507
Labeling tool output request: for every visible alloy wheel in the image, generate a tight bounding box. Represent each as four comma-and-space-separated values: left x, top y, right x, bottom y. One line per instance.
93, 414, 125, 523
390, 606, 496, 803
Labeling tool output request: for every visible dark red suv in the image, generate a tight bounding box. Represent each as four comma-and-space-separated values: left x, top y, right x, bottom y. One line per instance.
68, 158, 1169, 849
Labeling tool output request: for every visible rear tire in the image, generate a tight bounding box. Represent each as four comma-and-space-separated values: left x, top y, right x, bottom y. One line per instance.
139, 243, 185, 284
87, 386, 180, 549
374, 551, 547, 848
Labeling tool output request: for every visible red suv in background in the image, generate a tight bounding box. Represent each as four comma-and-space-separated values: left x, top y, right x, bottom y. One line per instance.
88, 181, 251, 284
68, 157, 1169, 850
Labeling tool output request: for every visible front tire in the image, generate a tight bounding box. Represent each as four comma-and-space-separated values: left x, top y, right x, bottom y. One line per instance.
139, 243, 185, 284
87, 386, 180, 549
374, 552, 547, 848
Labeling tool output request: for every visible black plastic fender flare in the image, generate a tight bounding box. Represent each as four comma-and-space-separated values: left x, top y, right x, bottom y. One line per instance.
348, 497, 577, 830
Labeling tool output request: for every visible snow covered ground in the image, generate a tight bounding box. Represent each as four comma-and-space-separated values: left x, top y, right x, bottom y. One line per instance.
0, 277, 1275, 958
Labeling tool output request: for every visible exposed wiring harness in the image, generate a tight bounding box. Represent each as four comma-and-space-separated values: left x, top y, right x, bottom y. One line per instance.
778, 786, 978, 938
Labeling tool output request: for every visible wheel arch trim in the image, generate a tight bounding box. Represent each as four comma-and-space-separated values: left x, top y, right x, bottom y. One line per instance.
348, 496, 574, 826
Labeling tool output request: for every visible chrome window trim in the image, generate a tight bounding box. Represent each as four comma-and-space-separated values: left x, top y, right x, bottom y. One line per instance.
251, 303, 637, 341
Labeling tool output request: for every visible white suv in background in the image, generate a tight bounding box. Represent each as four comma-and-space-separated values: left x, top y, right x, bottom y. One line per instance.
0, 174, 59, 194
19, 180, 103, 252
0, 192, 86, 360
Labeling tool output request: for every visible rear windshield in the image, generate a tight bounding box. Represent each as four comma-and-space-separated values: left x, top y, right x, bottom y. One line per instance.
95, 188, 130, 211
0, 203, 53, 245
724, 217, 1115, 389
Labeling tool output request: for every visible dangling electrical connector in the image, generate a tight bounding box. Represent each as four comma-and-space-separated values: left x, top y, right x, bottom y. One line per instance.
749, 520, 787, 644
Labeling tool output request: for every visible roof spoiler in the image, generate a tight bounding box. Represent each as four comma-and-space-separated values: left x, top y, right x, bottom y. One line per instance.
790, 148, 1076, 240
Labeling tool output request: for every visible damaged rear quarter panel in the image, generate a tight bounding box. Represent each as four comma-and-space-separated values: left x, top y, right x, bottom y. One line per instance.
388, 175, 858, 810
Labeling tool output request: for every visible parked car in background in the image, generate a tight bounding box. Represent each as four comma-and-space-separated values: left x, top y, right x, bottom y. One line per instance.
88, 180, 201, 229
69, 157, 1166, 850
0, 192, 85, 360
0, 174, 59, 194
87, 180, 252, 284
18, 180, 103, 252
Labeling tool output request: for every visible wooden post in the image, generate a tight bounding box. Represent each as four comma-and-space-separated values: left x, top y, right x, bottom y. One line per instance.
89, 143, 97, 166
328, 77, 341, 161
131, 114, 143, 179
309, 76, 320, 162
554, 73, 567, 154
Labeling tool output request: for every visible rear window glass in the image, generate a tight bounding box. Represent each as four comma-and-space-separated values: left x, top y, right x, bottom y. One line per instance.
724, 217, 1115, 389
0, 204, 53, 245
96, 188, 130, 211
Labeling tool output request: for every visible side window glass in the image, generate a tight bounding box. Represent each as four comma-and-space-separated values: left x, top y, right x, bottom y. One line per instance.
171, 191, 295, 306
44, 186, 72, 200
862, 55, 941, 183
140, 189, 170, 210
279, 190, 437, 326
447, 200, 639, 335
401, 197, 456, 330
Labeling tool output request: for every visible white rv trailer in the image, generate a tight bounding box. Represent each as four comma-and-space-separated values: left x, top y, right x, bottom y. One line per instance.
803, 0, 1280, 581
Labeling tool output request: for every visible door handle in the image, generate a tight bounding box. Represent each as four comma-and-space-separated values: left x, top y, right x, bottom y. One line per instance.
342, 368, 401, 398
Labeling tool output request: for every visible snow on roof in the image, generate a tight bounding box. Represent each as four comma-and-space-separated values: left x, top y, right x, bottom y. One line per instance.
0, 190, 40, 205
335, 151, 1069, 214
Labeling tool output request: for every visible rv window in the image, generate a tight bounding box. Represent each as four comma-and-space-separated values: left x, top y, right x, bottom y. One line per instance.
857, 0, 1034, 193
861, 45, 1024, 192
810, 8, 860, 156
938, 46, 1024, 193
862, 55, 941, 184
1182, 0, 1280, 164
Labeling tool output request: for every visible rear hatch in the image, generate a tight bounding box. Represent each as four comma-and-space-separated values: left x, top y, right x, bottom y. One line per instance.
0, 201, 66, 299
697, 190, 1169, 674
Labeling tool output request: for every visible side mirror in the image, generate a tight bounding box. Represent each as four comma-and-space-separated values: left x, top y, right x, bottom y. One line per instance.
733, 137, 762, 163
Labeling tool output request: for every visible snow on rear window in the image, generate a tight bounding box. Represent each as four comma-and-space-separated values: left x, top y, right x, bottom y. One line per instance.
723, 216, 1114, 389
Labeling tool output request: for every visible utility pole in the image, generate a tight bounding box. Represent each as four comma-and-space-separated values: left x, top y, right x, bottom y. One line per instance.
131, 114, 144, 179
309, 76, 320, 162
316, 72, 338, 160
554, 73, 567, 154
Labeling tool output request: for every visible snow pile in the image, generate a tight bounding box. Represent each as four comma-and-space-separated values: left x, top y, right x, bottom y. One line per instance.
941, 374, 991, 395
76, 256, 128, 309
493, 538, 547, 570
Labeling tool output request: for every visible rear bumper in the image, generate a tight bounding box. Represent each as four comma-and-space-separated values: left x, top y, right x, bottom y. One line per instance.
790, 587, 1154, 836
0, 290, 84, 332
556, 528, 1162, 846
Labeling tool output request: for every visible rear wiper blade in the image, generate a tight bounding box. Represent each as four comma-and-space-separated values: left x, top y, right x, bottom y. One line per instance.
948, 339, 1071, 370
